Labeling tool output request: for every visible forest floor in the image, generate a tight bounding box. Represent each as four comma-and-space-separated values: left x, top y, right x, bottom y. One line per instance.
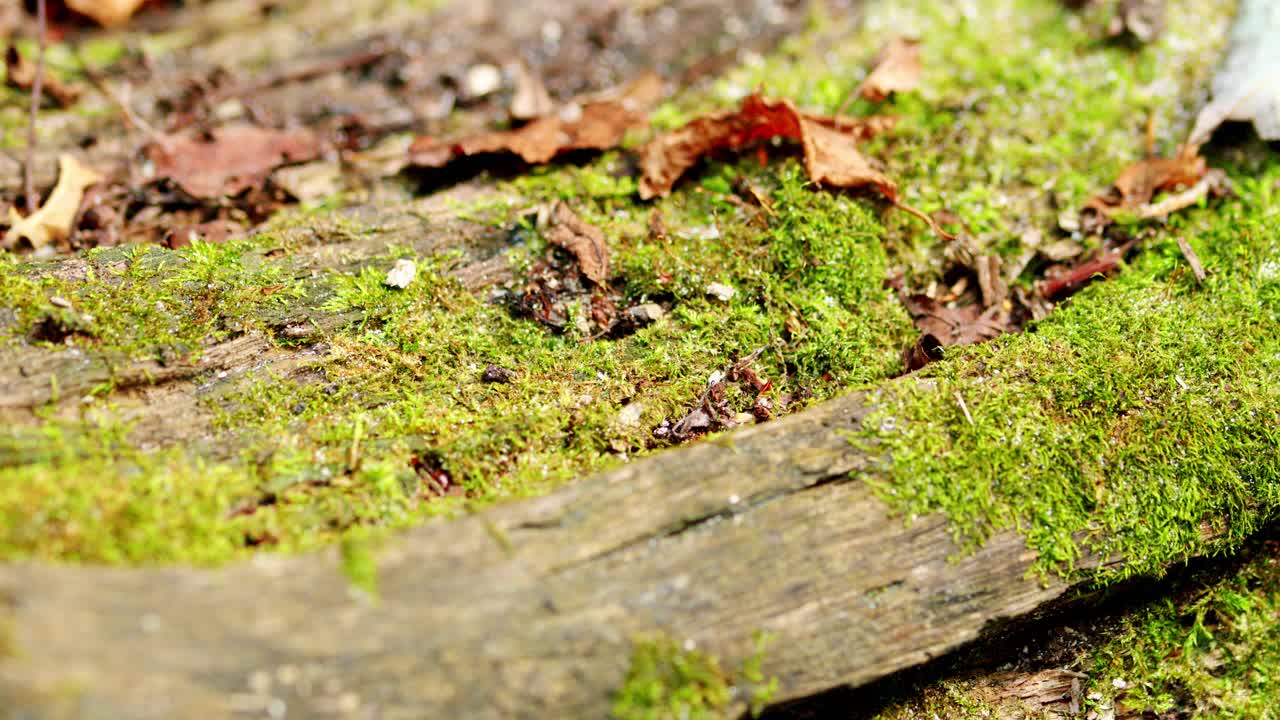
1, 0, 1277, 717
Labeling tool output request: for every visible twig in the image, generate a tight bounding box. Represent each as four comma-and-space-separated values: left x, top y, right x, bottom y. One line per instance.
1176, 236, 1207, 283
894, 198, 957, 241
1038, 239, 1137, 300
72, 46, 163, 143
206, 44, 392, 106
954, 390, 974, 425
1137, 169, 1224, 221
24, 0, 47, 212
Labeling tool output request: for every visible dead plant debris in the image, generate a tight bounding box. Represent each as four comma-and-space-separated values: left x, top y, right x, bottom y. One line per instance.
409, 72, 663, 168
5, 44, 81, 107
545, 202, 610, 287
638, 93, 893, 199
4, 154, 103, 250
858, 36, 922, 102
144, 125, 325, 199
62, 0, 150, 28
656, 351, 774, 443
1080, 146, 1208, 232
637, 93, 947, 236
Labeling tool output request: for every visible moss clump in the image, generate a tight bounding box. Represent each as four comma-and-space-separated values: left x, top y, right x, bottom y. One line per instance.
860, 166, 1280, 580
611, 633, 777, 720
1087, 540, 1280, 717
0, 423, 256, 564
0, 238, 304, 362
0, 157, 911, 563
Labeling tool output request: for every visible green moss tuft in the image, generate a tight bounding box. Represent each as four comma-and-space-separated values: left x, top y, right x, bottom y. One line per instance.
860, 169, 1280, 580
611, 632, 777, 720
1087, 541, 1280, 717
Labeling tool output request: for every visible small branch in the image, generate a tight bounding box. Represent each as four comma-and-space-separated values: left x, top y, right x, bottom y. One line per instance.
1039, 239, 1137, 301
1137, 169, 1224, 221
24, 0, 47, 212
1177, 236, 1207, 283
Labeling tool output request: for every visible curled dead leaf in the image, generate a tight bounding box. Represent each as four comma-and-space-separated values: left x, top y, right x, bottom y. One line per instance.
637, 93, 896, 200
858, 37, 922, 102
144, 125, 324, 199
1081, 146, 1207, 232
546, 202, 610, 286
5, 155, 103, 249
410, 72, 662, 168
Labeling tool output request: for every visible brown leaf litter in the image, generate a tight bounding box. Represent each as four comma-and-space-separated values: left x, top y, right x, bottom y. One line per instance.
899, 292, 1010, 373
409, 72, 663, 168
637, 93, 946, 236
858, 36, 922, 102
143, 125, 325, 199
63, 0, 149, 28
545, 202, 610, 287
655, 351, 774, 443
1079, 146, 1229, 233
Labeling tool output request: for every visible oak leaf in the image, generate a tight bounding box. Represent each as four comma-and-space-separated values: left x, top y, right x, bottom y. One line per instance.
637, 93, 895, 201
4, 154, 103, 249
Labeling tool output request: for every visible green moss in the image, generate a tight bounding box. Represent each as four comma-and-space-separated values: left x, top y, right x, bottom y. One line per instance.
1, 0, 1273, 575
860, 167, 1280, 580
0, 156, 910, 562
0, 238, 304, 364
339, 531, 380, 598
611, 632, 777, 720
1087, 543, 1280, 717
0, 423, 256, 564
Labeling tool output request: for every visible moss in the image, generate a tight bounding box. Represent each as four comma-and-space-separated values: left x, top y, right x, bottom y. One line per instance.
1, 0, 1273, 574
858, 164, 1280, 580
0, 423, 256, 564
0, 238, 305, 363
1087, 541, 1280, 717
339, 531, 380, 598
611, 632, 777, 720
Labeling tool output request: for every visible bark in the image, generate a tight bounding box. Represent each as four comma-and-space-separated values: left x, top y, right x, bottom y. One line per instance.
0, 385, 1136, 720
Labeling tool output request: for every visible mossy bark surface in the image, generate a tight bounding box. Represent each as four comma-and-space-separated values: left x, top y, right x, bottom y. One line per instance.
1, 0, 1278, 717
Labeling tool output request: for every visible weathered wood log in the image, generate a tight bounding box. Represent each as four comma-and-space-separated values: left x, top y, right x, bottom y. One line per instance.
0, 384, 1139, 719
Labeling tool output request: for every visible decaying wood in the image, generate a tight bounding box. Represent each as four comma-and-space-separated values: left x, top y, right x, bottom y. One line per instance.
0, 382, 1149, 719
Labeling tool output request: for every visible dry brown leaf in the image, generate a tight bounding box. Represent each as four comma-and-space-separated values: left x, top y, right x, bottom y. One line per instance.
900, 293, 1009, 372
546, 202, 610, 286
145, 125, 324, 199
858, 37, 922, 102
5, 45, 82, 107
1081, 146, 1207, 231
5, 154, 103, 249
410, 72, 663, 168
66, 0, 147, 27
638, 93, 896, 200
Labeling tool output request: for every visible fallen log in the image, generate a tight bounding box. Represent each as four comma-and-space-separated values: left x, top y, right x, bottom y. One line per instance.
0, 385, 1148, 719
